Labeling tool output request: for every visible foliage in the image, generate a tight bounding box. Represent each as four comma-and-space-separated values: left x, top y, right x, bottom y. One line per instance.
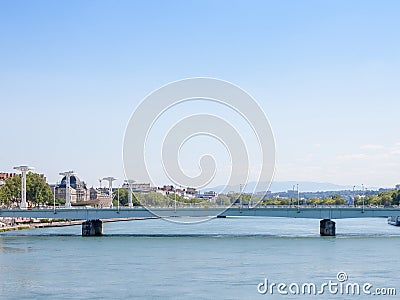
26, 173, 53, 204
226, 193, 261, 205
0, 173, 53, 206
55, 198, 66, 205
331, 194, 346, 205
112, 188, 141, 206
257, 191, 400, 207
216, 195, 231, 206
134, 192, 169, 206
0, 176, 20, 204
127, 192, 210, 207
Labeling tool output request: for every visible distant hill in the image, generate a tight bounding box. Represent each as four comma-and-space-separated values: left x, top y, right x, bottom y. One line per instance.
203, 181, 354, 193
268, 181, 354, 193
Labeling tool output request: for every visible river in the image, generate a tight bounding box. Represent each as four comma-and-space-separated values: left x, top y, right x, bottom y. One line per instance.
1, 217, 399, 299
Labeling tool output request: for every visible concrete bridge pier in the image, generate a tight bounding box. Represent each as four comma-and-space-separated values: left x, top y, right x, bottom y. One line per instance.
82, 219, 103, 236
320, 219, 336, 236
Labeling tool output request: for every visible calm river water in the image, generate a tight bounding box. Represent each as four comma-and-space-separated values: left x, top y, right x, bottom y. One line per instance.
1, 217, 399, 299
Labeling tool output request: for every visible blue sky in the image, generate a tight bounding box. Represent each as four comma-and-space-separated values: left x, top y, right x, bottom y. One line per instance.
1, 0, 399, 188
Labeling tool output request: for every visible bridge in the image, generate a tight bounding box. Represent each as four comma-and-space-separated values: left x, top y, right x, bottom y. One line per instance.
1, 206, 400, 236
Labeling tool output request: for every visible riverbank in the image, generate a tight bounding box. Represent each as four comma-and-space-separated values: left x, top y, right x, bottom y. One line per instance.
0, 217, 159, 233
0, 219, 84, 233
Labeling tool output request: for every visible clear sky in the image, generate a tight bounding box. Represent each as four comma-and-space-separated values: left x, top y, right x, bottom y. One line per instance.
1, 0, 399, 189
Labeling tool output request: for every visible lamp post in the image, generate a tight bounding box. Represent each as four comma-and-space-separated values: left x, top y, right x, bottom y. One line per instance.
292, 185, 295, 207
353, 185, 356, 207
59, 171, 76, 208
103, 177, 117, 208
14, 166, 34, 209
53, 182, 57, 213
179, 185, 183, 207
174, 186, 177, 213
362, 184, 365, 213
117, 185, 120, 212
363, 185, 366, 213
125, 179, 135, 208
240, 184, 243, 208
297, 184, 300, 212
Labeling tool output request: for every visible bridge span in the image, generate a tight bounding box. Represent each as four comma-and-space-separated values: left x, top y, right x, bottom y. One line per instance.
1, 206, 399, 236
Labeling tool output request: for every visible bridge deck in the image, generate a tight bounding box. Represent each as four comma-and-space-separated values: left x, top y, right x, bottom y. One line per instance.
1, 206, 400, 220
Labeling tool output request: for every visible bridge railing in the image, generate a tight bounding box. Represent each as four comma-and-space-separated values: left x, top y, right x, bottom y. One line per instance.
2, 203, 400, 211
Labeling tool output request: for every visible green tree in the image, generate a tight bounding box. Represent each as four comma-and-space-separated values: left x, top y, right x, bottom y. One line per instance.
323, 197, 335, 205
354, 196, 362, 206
261, 198, 289, 205
113, 188, 128, 206
0, 184, 13, 205
331, 194, 346, 205
0, 173, 52, 206
391, 190, 400, 206
113, 188, 141, 206
0, 176, 20, 205
308, 198, 323, 205
135, 192, 169, 206
216, 195, 231, 206
378, 191, 394, 206
366, 195, 380, 206
26, 173, 53, 205
56, 198, 66, 205
167, 192, 184, 203
240, 194, 251, 204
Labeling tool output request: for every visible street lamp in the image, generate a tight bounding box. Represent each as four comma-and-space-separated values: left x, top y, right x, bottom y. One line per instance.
103, 177, 117, 208
240, 184, 243, 208
292, 185, 295, 207
363, 185, 367, 213
117, 185, 120, 212
174, 186, 177, 213
297, 184, 300, 212
53, 182, 57, 213
59, 171, 76, 208
13, 166, 34, 209
125, 179, 135, 208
